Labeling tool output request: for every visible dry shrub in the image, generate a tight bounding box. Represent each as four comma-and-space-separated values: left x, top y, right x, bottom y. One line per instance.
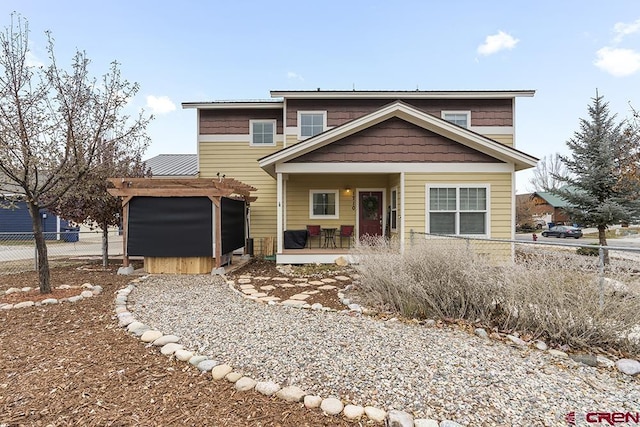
352, 238, 640, 353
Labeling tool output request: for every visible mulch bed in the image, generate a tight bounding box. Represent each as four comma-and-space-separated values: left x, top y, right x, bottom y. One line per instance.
0, 261, 357, 426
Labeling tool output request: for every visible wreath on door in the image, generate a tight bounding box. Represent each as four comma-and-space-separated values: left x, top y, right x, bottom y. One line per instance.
362, 195, 378, 214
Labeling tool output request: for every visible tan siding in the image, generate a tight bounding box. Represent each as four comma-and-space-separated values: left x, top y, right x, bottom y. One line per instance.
485, 134, 513, 147
199, 141, 280, 242
403, 172, 513, 240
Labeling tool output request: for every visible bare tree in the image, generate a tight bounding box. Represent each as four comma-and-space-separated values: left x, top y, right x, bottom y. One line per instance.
528, 153, 568, 192
0, 15, 151, 293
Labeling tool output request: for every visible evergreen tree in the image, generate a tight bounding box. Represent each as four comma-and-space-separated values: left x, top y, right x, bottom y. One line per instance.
553, 93, 640, 264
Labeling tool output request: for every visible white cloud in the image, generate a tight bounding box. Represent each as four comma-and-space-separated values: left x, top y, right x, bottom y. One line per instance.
477, 31, 519, 56
594, 47, 640, 77
287, 71, 304, 81
25, 51, 44, 68
613, 18, 640, 43
145, 95, 176, 114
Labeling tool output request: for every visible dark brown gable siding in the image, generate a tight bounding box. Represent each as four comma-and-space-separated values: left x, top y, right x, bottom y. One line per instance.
200, 109, 283, 135
291, 118, 502, 163
286, 98, 513, 128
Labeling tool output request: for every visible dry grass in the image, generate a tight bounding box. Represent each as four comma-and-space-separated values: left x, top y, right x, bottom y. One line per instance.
351, 237, 640, 353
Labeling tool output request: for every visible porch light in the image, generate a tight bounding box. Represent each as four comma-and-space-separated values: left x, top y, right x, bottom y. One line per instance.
345, 186, 352, 194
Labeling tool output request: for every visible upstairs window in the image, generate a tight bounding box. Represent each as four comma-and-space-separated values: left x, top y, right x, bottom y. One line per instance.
427, 185, 488, 235
298, 111, 326, 139
250, 120, 276, 146
442, 111, 471, 128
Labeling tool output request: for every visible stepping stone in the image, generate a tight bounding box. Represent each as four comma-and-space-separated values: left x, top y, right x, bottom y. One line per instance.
237, 278, 252, 284
259, 296, 281, 302
293, 278, 308, 282
141, 330, 163, 343
303, 290, 320, 295
239, 284, 254, 289
271, 277, 289, 281
235, 377, 257, 391
289, 294, 310, 301
279, 283, 295, 288
309, 281, 324, 286
282, 299, 306, 306
260, 285, 276, 291
296, 283, 310, 287
321, 278, 337, 283
242, 289, 258, 295
334, 276, 350, 281
251, 292, 267, 298
211, 364, 233, 380
320, 397, 344, 415
318, 285, 337, 290
254, 276, 271, 280
255, 381, 281, 396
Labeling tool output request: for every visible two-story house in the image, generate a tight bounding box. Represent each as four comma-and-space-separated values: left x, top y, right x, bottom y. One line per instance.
183, 90, 538, 264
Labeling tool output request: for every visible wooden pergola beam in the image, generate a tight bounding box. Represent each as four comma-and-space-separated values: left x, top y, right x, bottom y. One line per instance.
108, 188, 232, 198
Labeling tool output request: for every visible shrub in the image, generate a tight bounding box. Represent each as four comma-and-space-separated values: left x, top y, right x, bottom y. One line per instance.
352, 238, 640, 353
576, 244, 599, 257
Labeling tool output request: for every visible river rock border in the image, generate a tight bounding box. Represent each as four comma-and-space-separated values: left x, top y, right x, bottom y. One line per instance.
115, 276, 465, 427
0, 283, 103, 310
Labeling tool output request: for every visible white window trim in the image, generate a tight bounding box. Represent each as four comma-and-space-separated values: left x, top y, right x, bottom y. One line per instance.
309, 189, 339, 219
249, 119, 277, 146
297, 111, 327, 140
441, 110, 471, 128
390, 186, 398, 232
425, 184, 490, 237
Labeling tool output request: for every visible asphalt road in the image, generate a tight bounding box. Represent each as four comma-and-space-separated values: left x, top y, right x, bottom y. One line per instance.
515, 231, 640, 248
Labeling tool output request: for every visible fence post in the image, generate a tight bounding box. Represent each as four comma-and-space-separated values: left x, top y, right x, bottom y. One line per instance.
598, 246, 605, 311
410, 229, 414, 248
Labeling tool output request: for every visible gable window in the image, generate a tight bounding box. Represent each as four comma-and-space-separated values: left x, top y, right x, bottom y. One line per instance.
427, 185, 488, 235
250, 120, 276, 146
298, 111, 326, 139
309, 189, 339, 219
442, 111, 471, 128
390, 187, 398, 231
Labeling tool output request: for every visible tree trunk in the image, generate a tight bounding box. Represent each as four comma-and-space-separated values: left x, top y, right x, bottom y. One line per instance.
101, 221, 109, 268
597, 224, 610, 265
26, 201, 52, 294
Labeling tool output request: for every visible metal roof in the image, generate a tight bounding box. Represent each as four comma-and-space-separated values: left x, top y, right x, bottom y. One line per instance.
144, 154, 198, 177
534, 191, 571, 207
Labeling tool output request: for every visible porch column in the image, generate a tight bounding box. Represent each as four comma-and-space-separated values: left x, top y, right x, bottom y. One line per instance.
400, 172, 405, 254
276, 172, 283, 254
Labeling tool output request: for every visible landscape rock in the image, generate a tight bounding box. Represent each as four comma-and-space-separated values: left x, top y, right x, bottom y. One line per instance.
225, 371, 243, 383
196, 359, 218, 372
5, 287, 21, 294
320, 397, 344, 415
255, 381, 281, 396
211, 364, 233, 380
596, 355, 615, 368
1, 304, 13, 310
343, 404, 364, 419
234, 377, 258, 392
41, 298, 59, 305
414, 420, 439, 427
127, 321, 147, 332
118, 316, 135, 327
188, 355, 208, 367
68, 295, 83, 303
140, 330, 163, 343
387, 410, 414, 427
276, 385, 305, 402
570, 353, 598, 367
152, 335, 180, 346
80, 290, 94, 298
474, 328, 488, 339
617, 358, 640, 375
174, 349, 194, 362
160, 343, 184, 355
548, 349, 568, 358
117, 266, 134, 275
303, 395, 322, 408
535, 341, 548, 351
335, 256, 348, 266
364, 406, 387, 422
13, 301, 35, 309
20, 287, 32, 292
92, 285, 103, 295
440, 421, 463, 427
506, 334, 528, 347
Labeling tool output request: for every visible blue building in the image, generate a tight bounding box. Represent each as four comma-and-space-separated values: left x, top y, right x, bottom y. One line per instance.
0, 201, 73, 240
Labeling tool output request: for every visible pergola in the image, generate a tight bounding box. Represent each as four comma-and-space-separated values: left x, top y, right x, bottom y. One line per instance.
107, 177, 257, 271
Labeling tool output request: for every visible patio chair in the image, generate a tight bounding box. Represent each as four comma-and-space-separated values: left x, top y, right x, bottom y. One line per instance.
339, 225, 354, 248
306, 225, 321, 248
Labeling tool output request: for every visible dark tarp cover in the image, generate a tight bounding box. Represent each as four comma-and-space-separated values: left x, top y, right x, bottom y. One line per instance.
220, 197, 246, 254
127, 197, 213, 257
284, 229, 308, 249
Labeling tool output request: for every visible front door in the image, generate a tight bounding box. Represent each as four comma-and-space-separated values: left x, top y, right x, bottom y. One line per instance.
359, 191, 383, 238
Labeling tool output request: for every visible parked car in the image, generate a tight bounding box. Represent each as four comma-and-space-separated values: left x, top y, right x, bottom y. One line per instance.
541, 225, 583, 239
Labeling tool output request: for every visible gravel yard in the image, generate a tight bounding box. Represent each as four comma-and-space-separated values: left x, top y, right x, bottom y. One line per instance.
129, 273, 640, 426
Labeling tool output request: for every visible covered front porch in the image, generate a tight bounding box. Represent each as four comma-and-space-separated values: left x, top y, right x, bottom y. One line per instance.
275, 172, 402, 264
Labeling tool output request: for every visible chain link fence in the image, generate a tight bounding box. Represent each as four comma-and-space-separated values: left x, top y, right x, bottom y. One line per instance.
0, 231, 124, 275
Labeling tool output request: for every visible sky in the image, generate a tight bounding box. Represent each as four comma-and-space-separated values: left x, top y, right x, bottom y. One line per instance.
2, 0, 640, 194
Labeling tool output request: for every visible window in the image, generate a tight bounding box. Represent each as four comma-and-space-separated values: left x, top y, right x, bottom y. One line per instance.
309, 190, 339, 219
390, 187, 398, 231
428, 185, 488, 235
298, 111, 326, 138
250, 120, 276, 146
441, 111, 470, 128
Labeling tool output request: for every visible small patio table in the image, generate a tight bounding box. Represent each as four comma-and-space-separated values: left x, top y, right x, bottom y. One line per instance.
321, 227, 337, 248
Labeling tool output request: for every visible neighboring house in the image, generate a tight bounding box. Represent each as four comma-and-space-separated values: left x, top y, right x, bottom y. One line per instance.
0, 199, 72, 240
521, 191, 571, 226
145, 154, 199, 178
182, 90, 538, 264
